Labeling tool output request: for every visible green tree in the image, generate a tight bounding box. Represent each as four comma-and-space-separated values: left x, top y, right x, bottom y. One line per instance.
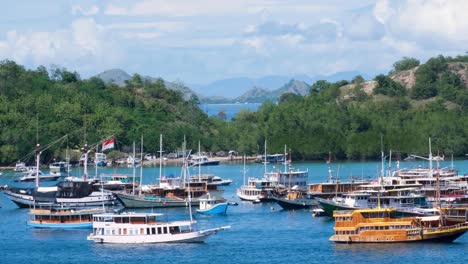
392, 57, 420, 73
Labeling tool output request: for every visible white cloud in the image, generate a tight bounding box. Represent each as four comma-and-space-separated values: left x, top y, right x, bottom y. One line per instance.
104, 4, 129, 16
374, 0, 468, 45
120, 32, 161, 39
103, 22, 184, 33
72, 5, 99, 16
0, 18, 122, 75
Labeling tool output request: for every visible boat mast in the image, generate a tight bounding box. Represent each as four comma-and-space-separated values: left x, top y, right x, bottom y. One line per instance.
95, 143, 98, 180
159, 134, 163, 184
283, 144, 287, 173
139, 135, 143, 196
242, 154, 246, 186
327, 152, 333, 183
83, 144, 89, 181
380, 136, 384, 182
183, 136, 194, 226
387, 150, 392, 177
35, 143, 41, 188
264, 139, 267, 176
198, 140, 201, 182
132, 141, 136, 195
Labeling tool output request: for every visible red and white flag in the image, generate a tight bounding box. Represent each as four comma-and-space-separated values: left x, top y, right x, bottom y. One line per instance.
102, 138, 115, 151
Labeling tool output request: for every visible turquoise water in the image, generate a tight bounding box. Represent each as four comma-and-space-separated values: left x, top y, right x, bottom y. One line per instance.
201, 103, 261, 120
1, 160, 467, 264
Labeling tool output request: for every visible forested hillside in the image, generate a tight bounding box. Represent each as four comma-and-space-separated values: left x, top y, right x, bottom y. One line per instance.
0, 61, 221, 165
0, 54, 467, 164
225, 55, 468, 160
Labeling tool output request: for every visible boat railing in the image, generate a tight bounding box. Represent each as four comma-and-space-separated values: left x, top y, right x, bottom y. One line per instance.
425, 223, 468, 233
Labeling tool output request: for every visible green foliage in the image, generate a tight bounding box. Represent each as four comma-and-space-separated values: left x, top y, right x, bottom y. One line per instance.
392, 57, 420, 73
352, 75, 365, 84
1, 53, 467, 164
374, 74, 406, 96
411, 55, 447, 99
0, 60, 215, 165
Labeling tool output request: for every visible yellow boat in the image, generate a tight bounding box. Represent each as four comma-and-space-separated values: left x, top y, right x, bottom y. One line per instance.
329, 207, 468, 243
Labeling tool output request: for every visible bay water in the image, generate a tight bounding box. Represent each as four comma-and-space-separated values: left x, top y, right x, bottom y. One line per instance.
0, 159, 467, 263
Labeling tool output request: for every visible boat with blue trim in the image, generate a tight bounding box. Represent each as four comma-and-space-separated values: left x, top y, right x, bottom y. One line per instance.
197, 194, 228, 215
27, 207, 106, 229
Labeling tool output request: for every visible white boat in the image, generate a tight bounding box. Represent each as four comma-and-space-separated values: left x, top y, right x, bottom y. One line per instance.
197, 193, 228, 215
88, 138, 230, 243
49, 161, 71, 177
189, 155, 220, 166
87, 212, 230, 243
94, 153, 107, 167
14, 170, 62, 182
14, 162, 29, 172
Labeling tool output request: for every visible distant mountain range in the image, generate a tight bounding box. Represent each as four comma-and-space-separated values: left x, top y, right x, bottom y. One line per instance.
95, 69, 369, 104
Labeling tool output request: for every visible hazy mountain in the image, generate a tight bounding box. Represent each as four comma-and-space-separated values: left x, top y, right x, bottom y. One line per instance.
191, 71, 368, 99
95, 69, 131, 86
231, 79, 310, 103
96, 69, 369, 103
95, 69, 196, 100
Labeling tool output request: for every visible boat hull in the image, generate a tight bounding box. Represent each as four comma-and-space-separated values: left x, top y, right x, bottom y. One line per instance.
114, 192, 214, 208
273, 196, 319, 210
88, 228, 225, 244
3, 189, 117, 208
197, 203, 228, 215
315, 197, 353, 216
330, 225, 468, 243
27, 221, 92, 229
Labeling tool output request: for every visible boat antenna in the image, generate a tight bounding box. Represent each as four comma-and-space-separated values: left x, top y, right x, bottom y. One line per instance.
139, 135, 143, 196
158, 134, 163, 184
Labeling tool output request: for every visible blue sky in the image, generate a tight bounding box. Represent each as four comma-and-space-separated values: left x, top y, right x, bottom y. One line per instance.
1, 0, 467, 85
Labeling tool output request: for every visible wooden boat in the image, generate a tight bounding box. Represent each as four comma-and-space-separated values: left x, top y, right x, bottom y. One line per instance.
87, 212, 230, 243
27, 207, 106, 229
329, 207, 468, 243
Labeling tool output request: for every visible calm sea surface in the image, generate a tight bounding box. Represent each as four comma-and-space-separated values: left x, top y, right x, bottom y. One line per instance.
1, 159, 467, 264
201, 103, 261, 120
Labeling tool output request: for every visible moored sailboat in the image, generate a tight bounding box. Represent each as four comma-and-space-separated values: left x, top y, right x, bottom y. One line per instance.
88, 138, 231, 244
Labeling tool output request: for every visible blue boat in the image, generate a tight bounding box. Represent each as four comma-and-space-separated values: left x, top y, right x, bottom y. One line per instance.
27, 207, 106, 229
196, 196, 228, 215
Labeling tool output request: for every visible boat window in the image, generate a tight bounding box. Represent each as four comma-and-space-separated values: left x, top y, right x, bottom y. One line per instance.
163, 227, 168, 234
158, 227, 162, 234
147, 228, 151, 235
123, 229, 127, 235
384, 226, 389, 230
152, 228, 156, 234
140, 228, 145, 235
